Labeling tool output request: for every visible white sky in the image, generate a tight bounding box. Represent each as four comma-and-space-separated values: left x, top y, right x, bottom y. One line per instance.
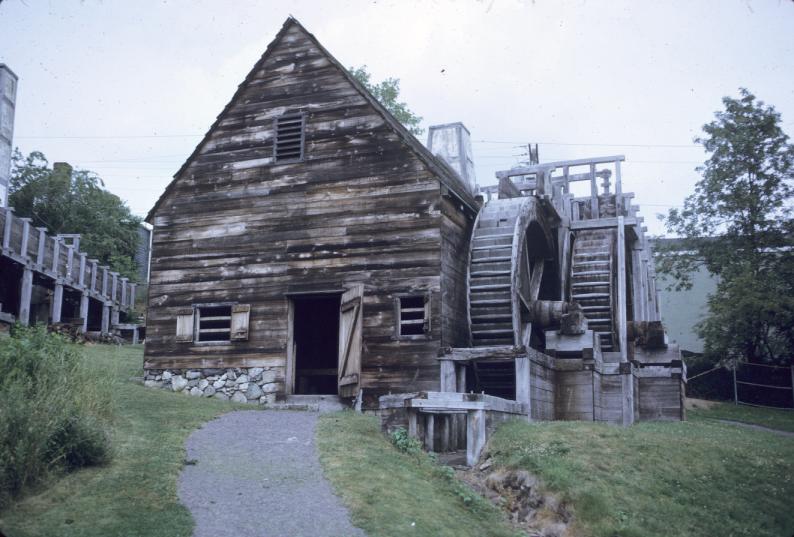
1, 0, 793, 234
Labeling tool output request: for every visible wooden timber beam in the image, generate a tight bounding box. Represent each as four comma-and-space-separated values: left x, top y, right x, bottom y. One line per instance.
571, 216, 637, 230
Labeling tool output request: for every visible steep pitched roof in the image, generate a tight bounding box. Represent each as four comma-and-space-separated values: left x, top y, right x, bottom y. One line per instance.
146, 16, 477, 222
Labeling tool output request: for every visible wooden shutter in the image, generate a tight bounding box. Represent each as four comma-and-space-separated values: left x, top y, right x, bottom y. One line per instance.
231, 304, 251, 341
338, 284, 364, 398
175, 308, 195, 342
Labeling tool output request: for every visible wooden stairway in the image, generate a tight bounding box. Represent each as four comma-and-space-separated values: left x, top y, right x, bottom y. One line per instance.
570, 229, 616, 352
468, 199, 525, 347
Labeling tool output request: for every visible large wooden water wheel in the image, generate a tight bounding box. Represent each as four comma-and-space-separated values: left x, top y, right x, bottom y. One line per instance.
467, 197, 560, 349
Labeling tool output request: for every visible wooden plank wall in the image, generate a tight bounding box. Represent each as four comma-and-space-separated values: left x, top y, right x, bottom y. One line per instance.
638, 377, 684, 421
530, 360, 556, 420
595, 373, 624, 424
144, 23, 448, 399
555, 370, 594, 421
440, 196, 472, 348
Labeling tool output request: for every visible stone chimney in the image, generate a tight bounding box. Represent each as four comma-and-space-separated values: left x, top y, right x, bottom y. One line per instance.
0, 64, 19, 208
427, 122, 477, 195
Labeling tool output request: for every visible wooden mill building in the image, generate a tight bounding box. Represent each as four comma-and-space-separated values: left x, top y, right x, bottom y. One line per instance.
144, 17, 685, 462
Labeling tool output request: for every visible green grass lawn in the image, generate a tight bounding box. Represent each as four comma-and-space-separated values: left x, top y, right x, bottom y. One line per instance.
687, 398, 794, 433
488, 417, 794, 537
0, 344, 248, 537
316, 412, 520, 537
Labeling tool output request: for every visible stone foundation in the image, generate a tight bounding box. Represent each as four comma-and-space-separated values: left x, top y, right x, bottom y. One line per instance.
143, 367, 280, 404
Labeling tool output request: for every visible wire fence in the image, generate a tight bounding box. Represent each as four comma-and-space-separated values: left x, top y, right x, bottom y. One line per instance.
685, 360, 794, 410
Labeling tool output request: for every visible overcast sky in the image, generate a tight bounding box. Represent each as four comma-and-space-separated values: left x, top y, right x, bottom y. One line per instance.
1, 0, 793, 234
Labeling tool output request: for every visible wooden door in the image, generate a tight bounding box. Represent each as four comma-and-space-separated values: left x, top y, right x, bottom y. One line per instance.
338, 284, 363, 398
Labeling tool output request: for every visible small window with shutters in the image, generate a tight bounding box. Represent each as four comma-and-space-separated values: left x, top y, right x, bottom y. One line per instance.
396, 295, 430, 338
175, 303, 251, 343
273, 113, 305, 162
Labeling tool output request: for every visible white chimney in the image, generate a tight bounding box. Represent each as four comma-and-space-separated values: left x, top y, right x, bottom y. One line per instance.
427, 122, 477, 195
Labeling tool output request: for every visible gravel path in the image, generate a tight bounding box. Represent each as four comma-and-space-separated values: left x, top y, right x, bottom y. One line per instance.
716, 419, 794, 438
178, 410, 366, 537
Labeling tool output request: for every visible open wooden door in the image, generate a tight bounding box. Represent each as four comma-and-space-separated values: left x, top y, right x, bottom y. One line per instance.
338, 284, 363, 398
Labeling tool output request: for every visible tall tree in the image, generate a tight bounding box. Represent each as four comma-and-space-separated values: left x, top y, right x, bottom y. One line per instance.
349, 65, 424, 136
9, 150, 142, 280
658, 89, 794, 365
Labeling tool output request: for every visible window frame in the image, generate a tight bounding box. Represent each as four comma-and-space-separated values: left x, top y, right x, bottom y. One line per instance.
174, 302, 250, 346
272, 112, 306, 164
394, 293, 431, 340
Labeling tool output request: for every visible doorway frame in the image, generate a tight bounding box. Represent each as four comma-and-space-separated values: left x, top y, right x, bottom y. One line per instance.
285, 289, 345, 395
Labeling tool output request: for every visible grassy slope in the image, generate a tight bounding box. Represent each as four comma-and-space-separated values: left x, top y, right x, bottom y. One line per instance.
688, 399, 794, 433
0, 345, 247, 537
488, 418, 794, 537
316, 412, 520, 537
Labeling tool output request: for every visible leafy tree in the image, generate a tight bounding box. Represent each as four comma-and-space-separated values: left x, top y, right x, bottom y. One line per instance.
658, 89, 794, 365
349, 65, 424, 136
9, 150, 142, 281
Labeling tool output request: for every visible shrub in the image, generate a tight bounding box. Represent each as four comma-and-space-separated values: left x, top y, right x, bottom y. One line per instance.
0, 326, 113, 507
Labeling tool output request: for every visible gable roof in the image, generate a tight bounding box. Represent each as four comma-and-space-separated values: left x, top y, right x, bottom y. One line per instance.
146, 16, 478, 223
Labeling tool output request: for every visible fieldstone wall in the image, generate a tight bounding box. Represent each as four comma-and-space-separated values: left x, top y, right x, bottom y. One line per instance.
143, 367, 280, 404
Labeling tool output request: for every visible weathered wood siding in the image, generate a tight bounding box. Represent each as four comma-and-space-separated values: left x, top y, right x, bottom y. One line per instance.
638, 377, 684, 421
144, 22, 448, 397
440, 196, 473, 348
530, 360, 556, 420
555, 369, 595, 421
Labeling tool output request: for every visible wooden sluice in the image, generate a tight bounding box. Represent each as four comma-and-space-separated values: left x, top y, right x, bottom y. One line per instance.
0, 206, 136, 334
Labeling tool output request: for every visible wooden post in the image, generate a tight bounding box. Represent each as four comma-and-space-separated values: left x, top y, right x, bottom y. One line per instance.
111, 272, 118, 303
790, 366, 794, 409
101, 304, 110, 335
101, 268, 109, 296
66, 245, 75, 282
51, 237, 61, 275
456, 364, 466, 393
466, 409, 486, 466
617, 216, 628, 362
615, 160, 623, 215
79, 293, 89, 333
18, 267, 33, 326
120, 277, 128, 307
19, 217, 31, 259
408, 409, 418, 438
620, 362, 635, 426
36, 227, 47, 267
52, 283, 64, 323
2, 207, 13, 252
132, 327, 139, 345
440, 416, 450, 452
589, 164, 599, 218
733, 366, 738, 405
90, 260, 98, 292
78, 253, 87, 287
130, 283, 137, 309
111, 307, 119, 327
440, 359, 456, 392
515, 355, 531, 420
425, 414, 435, 451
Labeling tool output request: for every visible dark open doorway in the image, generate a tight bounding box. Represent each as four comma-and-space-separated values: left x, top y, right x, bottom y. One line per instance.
292, 295, 341, 395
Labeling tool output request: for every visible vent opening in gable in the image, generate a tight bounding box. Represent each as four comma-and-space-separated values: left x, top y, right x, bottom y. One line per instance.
274, 114, 305, 162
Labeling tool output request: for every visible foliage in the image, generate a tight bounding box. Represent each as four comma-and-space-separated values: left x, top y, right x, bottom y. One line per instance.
9, 150, 142, 281
488, 418, 794, 537
0, 327, 113, 508
389, 426, 424, 456
0, 344, 249, 537
317, 412, 519, 537
658, 89, 794, 365
349, 65, 424, 136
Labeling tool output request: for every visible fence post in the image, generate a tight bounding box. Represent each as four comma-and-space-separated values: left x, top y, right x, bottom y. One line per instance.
790, 365, 794, 409
733, 365, 738, 405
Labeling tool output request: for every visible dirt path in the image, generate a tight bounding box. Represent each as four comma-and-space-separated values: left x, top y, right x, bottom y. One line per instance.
178, 410, 366, 537
716, 419, 794, 438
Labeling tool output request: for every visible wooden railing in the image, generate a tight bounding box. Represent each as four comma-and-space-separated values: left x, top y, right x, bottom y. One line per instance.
0, 206, 135, 327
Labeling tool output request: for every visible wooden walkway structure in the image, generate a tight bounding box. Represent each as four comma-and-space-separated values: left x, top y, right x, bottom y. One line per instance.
0, 206, 136, 334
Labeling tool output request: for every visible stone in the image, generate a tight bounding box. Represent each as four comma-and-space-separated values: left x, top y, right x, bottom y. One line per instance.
186, 370, 202, 380
187, 380, 199, 388
246, 383, 263, 400
237, 383, 249, 391
171, 375, 188, 392
261, 382, 279, 393
155, 375, 162, 381
214, 392, 229, 401
225, 380, 235, 388
234, 374, 249, 384
213, 379, 226, 389
259, 370, 278, 384
198, 379, 209, 390
144, 380, 162, 389
259, 393, 277, 405
162, 371, 173, 380
248, 367, 264, 379
227, 371, 237, 381
203, 368, 224, 376
231, 392, 247, 404
204, 386, 216, 397
219, 373, 228, 381
189, 387, 202, 397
